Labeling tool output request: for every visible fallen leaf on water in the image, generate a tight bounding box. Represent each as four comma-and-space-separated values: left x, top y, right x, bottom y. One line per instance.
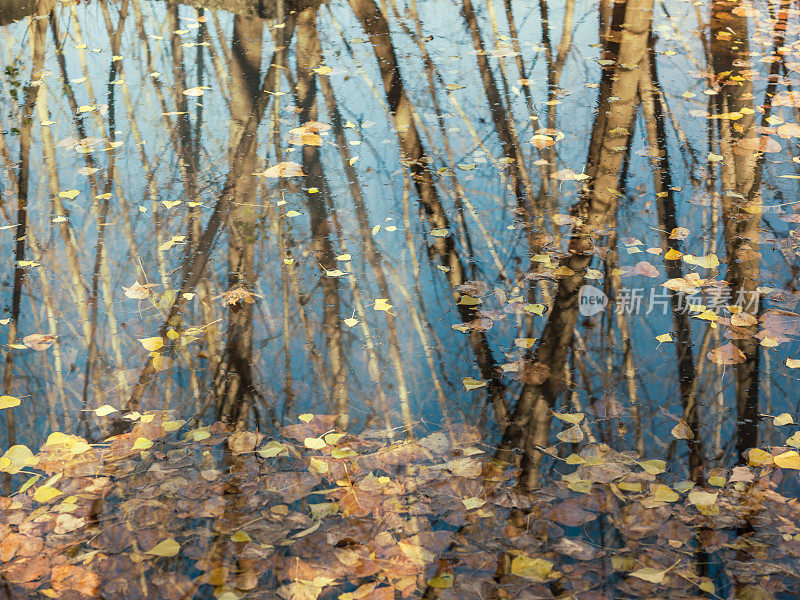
0, 395, 21, 409
373, 299, 393, 312
146, 538, 181, 557
123, 281, 154, 299
774, 413, 794, 426
630, 567, 667, 584
93, 404, 117, 417
511, 555, 558, 581
138, 337, 164, 352
462, 377, 486, 391
23, 334, 56, 351
257, 162, 305, 178
707, 343, 746, 365
556, 425, 585, 443
774, 450, 800, 469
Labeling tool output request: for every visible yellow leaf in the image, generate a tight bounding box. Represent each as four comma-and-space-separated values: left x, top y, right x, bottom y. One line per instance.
162, 419, 185, 432
231, 530, 251, 542
637, 459, 666, 475
652, 484, 679, 502
324, 432, 345, 445
59, 190, 80, 200
774, 450, 800, 469
313, 65, 332, 75
747, 447, 774, 467
786, 358, 800, 369
138, 337, 164, 351
427, 573, 453, 588
34, 485, 63, 503
687, 490, 718, 506
132, 437, 153, 451
630, 567, 666, 584
774, 413, 794, 426
656, 333, 673, 343
553, 412, 584, 425
430, 228, 450, 237
146, 538, 181, 557
299, 413, 314, 423
331, 447, 357, 459
373, 299, 393, 312
191, 428, 211, 441
664, 248, 683, 260
258, 441, 287, 458
0, 395, 21, 409
511, 555, 558, 580
462, 377, 486, 391
524, 304, 545, 316
462, 497, 486, 510
94, 404, 117, 417
304, 437, 326, 450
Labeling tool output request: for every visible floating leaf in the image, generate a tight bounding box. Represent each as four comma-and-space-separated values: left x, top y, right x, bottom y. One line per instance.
138, 337, 164, 352
774, 450, 800, 469
23, 334, 56, 351
258, 441, 287, 458
132, 437, 153, 451
146, 538, 181, 557
34, 485, 63, 503
0, 395, 21, 409
511, 555, 557, 581
462, 497, 486, 510
707, 343, 746, 365
629, 567, 667, 584
258, 162, 305, 178
774, 413, 794, 426
304, 437, 326, 450
462, 377, 486, 391
373, 299, 393, 312
94, 404, 117, 417
556, 425, 585, 443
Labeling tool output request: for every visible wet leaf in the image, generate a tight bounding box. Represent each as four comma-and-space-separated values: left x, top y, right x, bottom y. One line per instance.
462, 377, 486, 391
0, 395, 21, 409
138, 336, 164, 352
511, 555, 558, 581
629, 567, 667, 584
258, 162, 305, 178
22, 334, 56, 350
707, 343, 746, 365
146, 538, 181, 557
774, 450, 800, 469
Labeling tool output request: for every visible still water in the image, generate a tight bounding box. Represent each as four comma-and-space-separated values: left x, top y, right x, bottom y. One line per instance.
1, 0, 800, 597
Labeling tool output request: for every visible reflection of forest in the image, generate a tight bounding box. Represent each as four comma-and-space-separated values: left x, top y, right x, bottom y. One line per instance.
1, 0, 799, 494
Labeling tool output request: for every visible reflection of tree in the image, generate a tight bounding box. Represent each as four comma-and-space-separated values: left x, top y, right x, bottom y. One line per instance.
295, 5, 350, 429
2, 13, 48, 448
499, 0, 654, 490
639, 36, 703, 479
348, 0, 510, 429
214, 14, 264, 424
709, 0, 762, 458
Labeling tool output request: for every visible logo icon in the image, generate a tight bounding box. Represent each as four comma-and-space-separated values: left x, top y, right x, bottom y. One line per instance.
578, 285, 608, 317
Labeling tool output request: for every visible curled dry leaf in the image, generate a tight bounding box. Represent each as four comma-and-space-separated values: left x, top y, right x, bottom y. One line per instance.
22, 334, 57, 351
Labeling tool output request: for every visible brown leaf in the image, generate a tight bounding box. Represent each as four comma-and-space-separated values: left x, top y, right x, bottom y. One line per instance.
22, 334, 57, 351
546, 500, 595, 527
258, 161, 305, 178
706, 343, 746, 365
